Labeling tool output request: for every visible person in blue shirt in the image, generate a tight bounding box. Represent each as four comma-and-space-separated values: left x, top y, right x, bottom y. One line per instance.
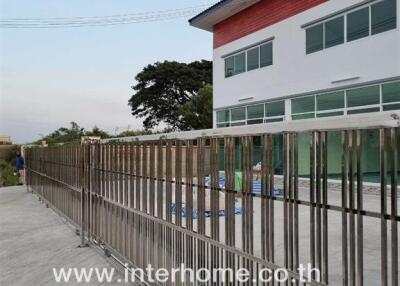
16, 150, 25, 185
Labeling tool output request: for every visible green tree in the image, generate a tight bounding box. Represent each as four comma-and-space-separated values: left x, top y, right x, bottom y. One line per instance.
179, 84, 213, 130
34, 122, 110, 145
128, 60, 212, 130
85, 126, 110, 138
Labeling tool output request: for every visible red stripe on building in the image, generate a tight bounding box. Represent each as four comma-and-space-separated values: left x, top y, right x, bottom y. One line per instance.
213, 0, 327, 48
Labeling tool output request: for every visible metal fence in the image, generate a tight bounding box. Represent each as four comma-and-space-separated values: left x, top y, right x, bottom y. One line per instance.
26, 114, 399, 285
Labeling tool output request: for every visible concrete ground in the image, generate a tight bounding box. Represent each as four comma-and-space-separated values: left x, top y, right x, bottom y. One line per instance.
0, 186, 133, 286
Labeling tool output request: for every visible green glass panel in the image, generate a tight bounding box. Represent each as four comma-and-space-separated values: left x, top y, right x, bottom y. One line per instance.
217, 110, 230, 123
292, 113, 315, 120
383, 103, 400, 111
231, 107, 246, 121
231, 121, 245, 127
347, 7, 370, 42
347, 107, 380, 114
306, 24, 324, 54
292, 96, 315, 113
234, 53, 246, 75
264, 118, 284, 123
317, 111, 344, 118
247, 104, 264, 119
325, 16, 344, 48
371, 0, 397, 35
247, 119, 264, 125
317, 91, 345, 111
266, 101, 285, 117
347, 85, 380, 107
382, 81, 400, 103
225, 57, 234, 78
247, 47, 260, 71
260, 42, 273, 67
217, 123, 230, 128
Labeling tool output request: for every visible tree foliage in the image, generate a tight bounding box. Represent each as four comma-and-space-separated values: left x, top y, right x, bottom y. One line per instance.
179, 84, 213, 130
128, 60, 212, 130
33, 122, 151, 145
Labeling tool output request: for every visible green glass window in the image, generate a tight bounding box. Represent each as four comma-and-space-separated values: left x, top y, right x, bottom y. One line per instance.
382, 81, 400, 103
217, 110, 230, 123
383, 103, 400, 111
265, 101, 285, 117
247, 119, 264, 125
265, 118, 284, 123
292, 96, 315, 114
347, 85, 380, 107
247, 104, 264, 119
317, 91, 345, 111
371, 0, 397, 35
231, 107, 246, 122
317, 111, 344, 118
347, 7, 370, 42
306, 24, 324, 54
348, 107, 380, 114
225, 57, 234, 78
292, 113, 315, 120
231, 121, 246, 127
234, 53, 246, 75
247, 47, 260, 71
217, 123, 230, 128
325, 16, 344, 48
260, 42, 273, 67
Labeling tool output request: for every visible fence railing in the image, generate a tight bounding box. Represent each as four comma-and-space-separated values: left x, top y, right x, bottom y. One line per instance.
26, 113, 399, 285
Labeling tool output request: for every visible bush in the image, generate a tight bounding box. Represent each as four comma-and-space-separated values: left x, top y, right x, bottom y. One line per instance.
0, 160, 19, 187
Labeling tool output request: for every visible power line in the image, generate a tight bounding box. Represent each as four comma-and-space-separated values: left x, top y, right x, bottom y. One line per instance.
0, 4, 211, 29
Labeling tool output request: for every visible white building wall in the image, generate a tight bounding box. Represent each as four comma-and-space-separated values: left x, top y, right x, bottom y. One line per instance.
213, 0, 400, 126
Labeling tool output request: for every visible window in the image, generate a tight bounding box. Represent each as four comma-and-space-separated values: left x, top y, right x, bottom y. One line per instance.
317, 111, 344, 118
247, 104, 264, 124
292, 96, 315, 114
317, 91, 345, 111
225, 57, 234, 78
371, 0, 397, 35
348, 107, 380, 114
231, 107, 246, 122
382, 81, 400, 103
217, 110, 230, 124
347, 85, 380, 107
266, 101, 285, 117
260, 42, 273, 67
305, 0, 397, 54
217, 123, 230, 128
224, 40, 273, 78
292, 96, 315, 120
347, 7, 370, 42
231, 122, 246, 126
234, 53, 246, 75
247, 47, 260, 71
325, 16, 344, 48
293, 113, 315, 120
383, 103, 400, 111
306, 24, 324, 54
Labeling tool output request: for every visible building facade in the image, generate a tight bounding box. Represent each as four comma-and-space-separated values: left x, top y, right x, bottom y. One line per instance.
190, 0, 399, 128
190, 0, 399, 178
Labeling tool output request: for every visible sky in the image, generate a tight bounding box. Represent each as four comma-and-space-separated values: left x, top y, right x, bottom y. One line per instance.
0, 0, 215, 144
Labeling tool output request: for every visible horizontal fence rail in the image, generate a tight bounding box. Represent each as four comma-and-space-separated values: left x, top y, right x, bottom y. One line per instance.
26, 118, 400, 285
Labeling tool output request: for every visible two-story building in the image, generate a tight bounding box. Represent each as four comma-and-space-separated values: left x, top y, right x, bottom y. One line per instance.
190, 0, 399, 178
